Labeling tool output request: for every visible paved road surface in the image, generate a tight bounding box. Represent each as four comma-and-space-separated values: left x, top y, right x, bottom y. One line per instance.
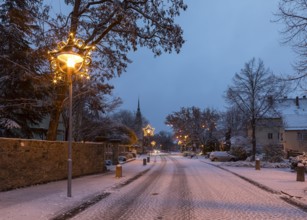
70, 155, 307, 220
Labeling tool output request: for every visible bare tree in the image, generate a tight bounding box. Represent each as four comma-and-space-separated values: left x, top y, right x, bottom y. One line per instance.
221, 107, 248, 137
275, 0, 307, 75
225, 58, 287, 160
165, 106, 220, 152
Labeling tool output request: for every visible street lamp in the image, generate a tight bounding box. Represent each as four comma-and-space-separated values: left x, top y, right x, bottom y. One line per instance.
48, 33, 94, 197
143, 124, 155, 137
151, 140, 156, 148
143, 124, 155, 154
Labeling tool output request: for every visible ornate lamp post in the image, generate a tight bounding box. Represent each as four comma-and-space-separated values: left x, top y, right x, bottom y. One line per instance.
48, 33, 94, 197
143, 124, 155, 154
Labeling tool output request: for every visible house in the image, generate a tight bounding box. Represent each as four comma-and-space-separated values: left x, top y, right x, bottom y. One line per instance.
280, 97, 307, 154
253, 117, 283, 151
252, 96, 307, 154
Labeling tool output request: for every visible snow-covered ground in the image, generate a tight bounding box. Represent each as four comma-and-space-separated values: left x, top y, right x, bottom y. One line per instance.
219, 160, 290, 168
204, 158, 307, 208
0, 154, 306, 219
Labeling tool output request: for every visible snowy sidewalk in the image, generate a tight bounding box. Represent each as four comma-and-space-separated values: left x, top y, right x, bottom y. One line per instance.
0, 156, 154, 220
206, 160, 307, 209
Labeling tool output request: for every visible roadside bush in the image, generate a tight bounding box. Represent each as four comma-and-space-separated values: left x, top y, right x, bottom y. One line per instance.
262, 144, 285, 162
204, 137, 220, 153
230, 146, 248, 160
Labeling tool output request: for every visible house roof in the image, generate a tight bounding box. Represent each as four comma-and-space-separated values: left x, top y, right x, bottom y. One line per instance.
277, 97, 307, 131
283, 114, 307, 130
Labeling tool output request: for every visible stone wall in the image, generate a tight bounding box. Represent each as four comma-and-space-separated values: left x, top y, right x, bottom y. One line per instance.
0, 138, 106, 191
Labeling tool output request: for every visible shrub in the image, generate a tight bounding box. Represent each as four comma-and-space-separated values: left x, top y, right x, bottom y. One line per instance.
230, 146, 248, 160
262, 144, 285, 162
204, 137, 220, 153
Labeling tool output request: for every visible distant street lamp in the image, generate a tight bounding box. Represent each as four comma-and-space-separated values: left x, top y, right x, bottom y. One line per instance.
142, 124, 155, 154
151, 140, 156, 148
48, 33, 94, 197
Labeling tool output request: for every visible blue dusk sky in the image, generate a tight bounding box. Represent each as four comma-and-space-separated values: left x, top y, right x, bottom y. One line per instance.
110, 0, 296, 132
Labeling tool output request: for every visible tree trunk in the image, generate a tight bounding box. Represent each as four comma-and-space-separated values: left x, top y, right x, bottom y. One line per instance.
46, 84, 68, 141
46, 0, 81, 141
70, 0, 81, 34
251, 118, 256, 161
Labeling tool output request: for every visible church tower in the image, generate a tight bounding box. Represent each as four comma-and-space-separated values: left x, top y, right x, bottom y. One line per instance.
134, 98, 143, 141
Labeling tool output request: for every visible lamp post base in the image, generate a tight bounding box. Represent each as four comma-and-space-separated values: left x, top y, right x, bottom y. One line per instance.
67, 158, 72, 197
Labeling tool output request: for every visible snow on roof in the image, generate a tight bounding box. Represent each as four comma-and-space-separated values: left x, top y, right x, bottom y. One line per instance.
277, 97, 307, 131
283, 114, 307, 130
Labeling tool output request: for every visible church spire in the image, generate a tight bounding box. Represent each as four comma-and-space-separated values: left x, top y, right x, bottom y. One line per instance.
135, 98, 143, 140
137, 97, 141, 112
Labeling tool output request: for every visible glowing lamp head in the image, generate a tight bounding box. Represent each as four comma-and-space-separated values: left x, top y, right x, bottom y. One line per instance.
57, 52, 84, 73
67, 57, 76, 68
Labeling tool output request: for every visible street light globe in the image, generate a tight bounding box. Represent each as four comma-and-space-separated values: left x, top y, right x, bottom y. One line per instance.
57, 52, 84, 73
48, 34, 94, 83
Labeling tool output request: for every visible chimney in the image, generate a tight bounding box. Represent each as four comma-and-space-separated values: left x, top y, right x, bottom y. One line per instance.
296, 96, 299, 106
267, 96, 273, 106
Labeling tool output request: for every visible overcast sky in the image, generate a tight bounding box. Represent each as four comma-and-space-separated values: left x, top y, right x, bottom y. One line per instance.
109, 0, 297, 133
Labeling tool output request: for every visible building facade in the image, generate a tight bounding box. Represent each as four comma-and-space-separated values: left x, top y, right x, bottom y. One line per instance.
251, 97, 307, 154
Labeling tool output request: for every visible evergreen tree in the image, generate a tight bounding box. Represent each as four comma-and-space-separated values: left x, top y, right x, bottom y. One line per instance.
0, 0, 49, 137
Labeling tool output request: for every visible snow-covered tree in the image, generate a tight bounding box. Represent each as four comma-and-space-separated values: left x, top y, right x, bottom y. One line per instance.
68, 81, 122, 141
0, 0, 49, 137
154, 131, 175, 152
111, 109, 148, 135
165, 107, 220, 152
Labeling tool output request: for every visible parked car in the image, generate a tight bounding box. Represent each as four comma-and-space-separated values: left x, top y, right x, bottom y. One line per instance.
118, 156, 127, 163
182, 151, 195, 157
105, 159, 112, 166
209, 151, 237, 162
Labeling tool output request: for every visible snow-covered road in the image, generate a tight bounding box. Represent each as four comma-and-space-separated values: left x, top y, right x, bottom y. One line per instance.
69, 155, 307, 220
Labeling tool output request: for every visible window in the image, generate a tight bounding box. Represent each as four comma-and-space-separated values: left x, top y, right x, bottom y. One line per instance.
278, 132, 283, 141
297, 132, 302, 140
268, 133, 273, 139
297, 132, 307, 141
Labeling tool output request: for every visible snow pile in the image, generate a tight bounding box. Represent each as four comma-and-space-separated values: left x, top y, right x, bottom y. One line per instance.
230, 136, 250, 147
220, 160, 291, 168
289, 152, 307, 170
